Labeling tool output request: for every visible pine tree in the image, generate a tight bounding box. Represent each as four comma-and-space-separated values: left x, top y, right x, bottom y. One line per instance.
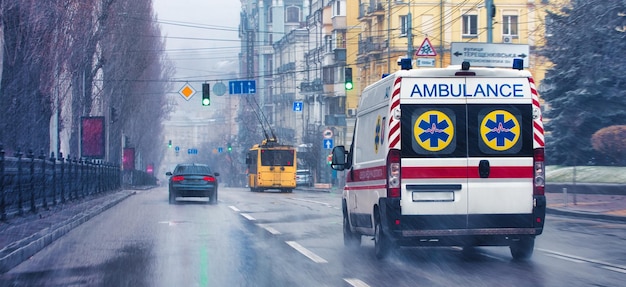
541, 0, 626, 165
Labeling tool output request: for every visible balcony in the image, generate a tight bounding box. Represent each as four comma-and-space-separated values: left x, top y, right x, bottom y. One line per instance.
277, 62, 296, 73
358, 2, 385, 20
358, 36, 387, 56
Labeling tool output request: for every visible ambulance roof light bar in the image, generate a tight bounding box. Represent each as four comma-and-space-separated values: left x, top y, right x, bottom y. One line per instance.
398, 57, 412, 70
513, 58, 524, 70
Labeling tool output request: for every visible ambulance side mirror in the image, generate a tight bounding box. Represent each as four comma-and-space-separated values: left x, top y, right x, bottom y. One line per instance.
331, 146, 347, 171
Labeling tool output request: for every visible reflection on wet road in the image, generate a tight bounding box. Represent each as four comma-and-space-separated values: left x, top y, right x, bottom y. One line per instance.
1, 186, 625, 286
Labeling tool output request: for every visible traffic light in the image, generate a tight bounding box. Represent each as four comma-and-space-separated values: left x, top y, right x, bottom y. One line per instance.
168, 140, 172, 148
344, 67, 353, 90
327, 154, 332, 165
227, 143, 232, 152
110, 107, 118, 123
202, 83, 210, 106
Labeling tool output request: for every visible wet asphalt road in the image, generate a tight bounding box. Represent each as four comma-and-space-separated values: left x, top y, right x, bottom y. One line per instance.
0, 186, 625, 286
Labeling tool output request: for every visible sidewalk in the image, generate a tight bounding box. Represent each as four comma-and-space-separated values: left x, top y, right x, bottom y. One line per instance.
545, 192, 626, 222
0, 190, 135, 273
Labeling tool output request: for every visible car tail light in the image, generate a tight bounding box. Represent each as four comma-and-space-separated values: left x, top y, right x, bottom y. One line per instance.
533, 148, 545, 196
387, 149, 401, 198
172, 175, 185, 182
203, 176, 216, 182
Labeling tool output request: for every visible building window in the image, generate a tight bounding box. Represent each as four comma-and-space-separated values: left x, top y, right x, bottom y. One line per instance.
286, 6, 300, 23
400, 15, 409, 36
325, 35, 333, 53
462, 14, 478, 37
335, 1, 341, 16
265, 55, 273, 75
267, 7, 273, 23
503, 15, 518, 36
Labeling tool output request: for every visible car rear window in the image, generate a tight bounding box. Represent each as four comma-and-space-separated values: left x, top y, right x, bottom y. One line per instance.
174, 165, 211, 174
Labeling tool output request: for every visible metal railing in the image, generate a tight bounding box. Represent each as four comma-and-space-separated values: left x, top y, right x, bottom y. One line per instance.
0, 145, 122, 221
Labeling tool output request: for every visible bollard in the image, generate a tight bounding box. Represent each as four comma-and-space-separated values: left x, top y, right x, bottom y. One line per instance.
563, 187, 568, 207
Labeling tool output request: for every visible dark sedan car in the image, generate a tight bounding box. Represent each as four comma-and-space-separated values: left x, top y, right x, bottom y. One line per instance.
166, 163, 220, 204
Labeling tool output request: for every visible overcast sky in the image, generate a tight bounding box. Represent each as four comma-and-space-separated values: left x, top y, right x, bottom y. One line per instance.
152, 0, 241, 82
152, 0, 242, 120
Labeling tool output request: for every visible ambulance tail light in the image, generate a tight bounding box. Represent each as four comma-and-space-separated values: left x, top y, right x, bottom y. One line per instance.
387, 149, 401, 198
533, 148, 545, 196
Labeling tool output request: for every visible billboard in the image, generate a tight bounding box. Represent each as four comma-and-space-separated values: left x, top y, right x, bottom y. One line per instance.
123, 148, 135, 170
81, 117, 105, 158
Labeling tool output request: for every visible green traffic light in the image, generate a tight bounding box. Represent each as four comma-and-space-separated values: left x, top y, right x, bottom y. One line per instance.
202, 98, 210, 106
345, 82, 353, 90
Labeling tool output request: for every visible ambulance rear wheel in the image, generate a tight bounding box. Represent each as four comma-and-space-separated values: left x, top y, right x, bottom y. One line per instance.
510, 237, 535, 260
374, 214, 393, 259
343, 213, 361, 247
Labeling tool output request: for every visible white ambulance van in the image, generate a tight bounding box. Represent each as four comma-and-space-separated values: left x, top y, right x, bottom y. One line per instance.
331, 60, 545, 260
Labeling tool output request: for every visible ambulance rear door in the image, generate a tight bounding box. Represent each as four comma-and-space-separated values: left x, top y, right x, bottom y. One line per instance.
465, 77, 535, 230
399, 77, 470, 231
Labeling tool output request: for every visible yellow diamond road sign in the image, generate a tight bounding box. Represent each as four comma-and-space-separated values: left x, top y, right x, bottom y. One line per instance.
178, 83, 196, 101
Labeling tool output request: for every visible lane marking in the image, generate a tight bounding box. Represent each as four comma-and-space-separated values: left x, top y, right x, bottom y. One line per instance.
257, 224, 281, 235
241, 213, 256, 221
544, 253, 585, 263
285, 241, 328, 263
290, 198, 333, 208
344, 278, 371, 287
229, 206, 240, 212
601, 266, 626, 274
538, 248, 626, 273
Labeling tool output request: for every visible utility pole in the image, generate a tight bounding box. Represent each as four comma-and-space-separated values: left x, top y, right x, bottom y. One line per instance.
387, 0, 391, 73
407, 1, 413, 60
486, 0, 494, 43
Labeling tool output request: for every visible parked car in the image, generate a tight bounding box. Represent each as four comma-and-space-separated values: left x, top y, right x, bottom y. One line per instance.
296, 169, 312, 187
166, 163, 220, 204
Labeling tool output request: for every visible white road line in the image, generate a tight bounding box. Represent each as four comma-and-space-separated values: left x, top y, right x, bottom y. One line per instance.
601, 266, 626, 274
538, 248, 626, 273
285, 241, 328, 263
544, 253, 585, 263
257, 224, 281, 235
229, 206, 240, 212
344, 278, 371, 287
240, 213, 256, 221
290, 198, 333, 208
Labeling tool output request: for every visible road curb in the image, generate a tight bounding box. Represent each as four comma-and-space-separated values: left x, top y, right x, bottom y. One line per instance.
0, 191, 135, 273
546, 207, 626, 223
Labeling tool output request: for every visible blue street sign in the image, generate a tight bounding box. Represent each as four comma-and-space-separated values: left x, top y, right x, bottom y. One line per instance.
175, 146, 180, 152
293, 101, 303, 112
218, 147, 223, 153
323, 139, 334, 149
187, 148, 198, 155
228, 80, 256, 94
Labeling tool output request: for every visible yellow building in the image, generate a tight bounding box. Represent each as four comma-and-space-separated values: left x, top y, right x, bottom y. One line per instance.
346, 0, 564, 112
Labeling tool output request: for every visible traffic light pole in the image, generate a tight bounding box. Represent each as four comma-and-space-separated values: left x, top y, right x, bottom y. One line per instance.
486, 0, 493, 43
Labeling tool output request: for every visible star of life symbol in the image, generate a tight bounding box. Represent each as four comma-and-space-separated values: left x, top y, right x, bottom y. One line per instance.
414, 111, 453, 152
480, 110, 520, 151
